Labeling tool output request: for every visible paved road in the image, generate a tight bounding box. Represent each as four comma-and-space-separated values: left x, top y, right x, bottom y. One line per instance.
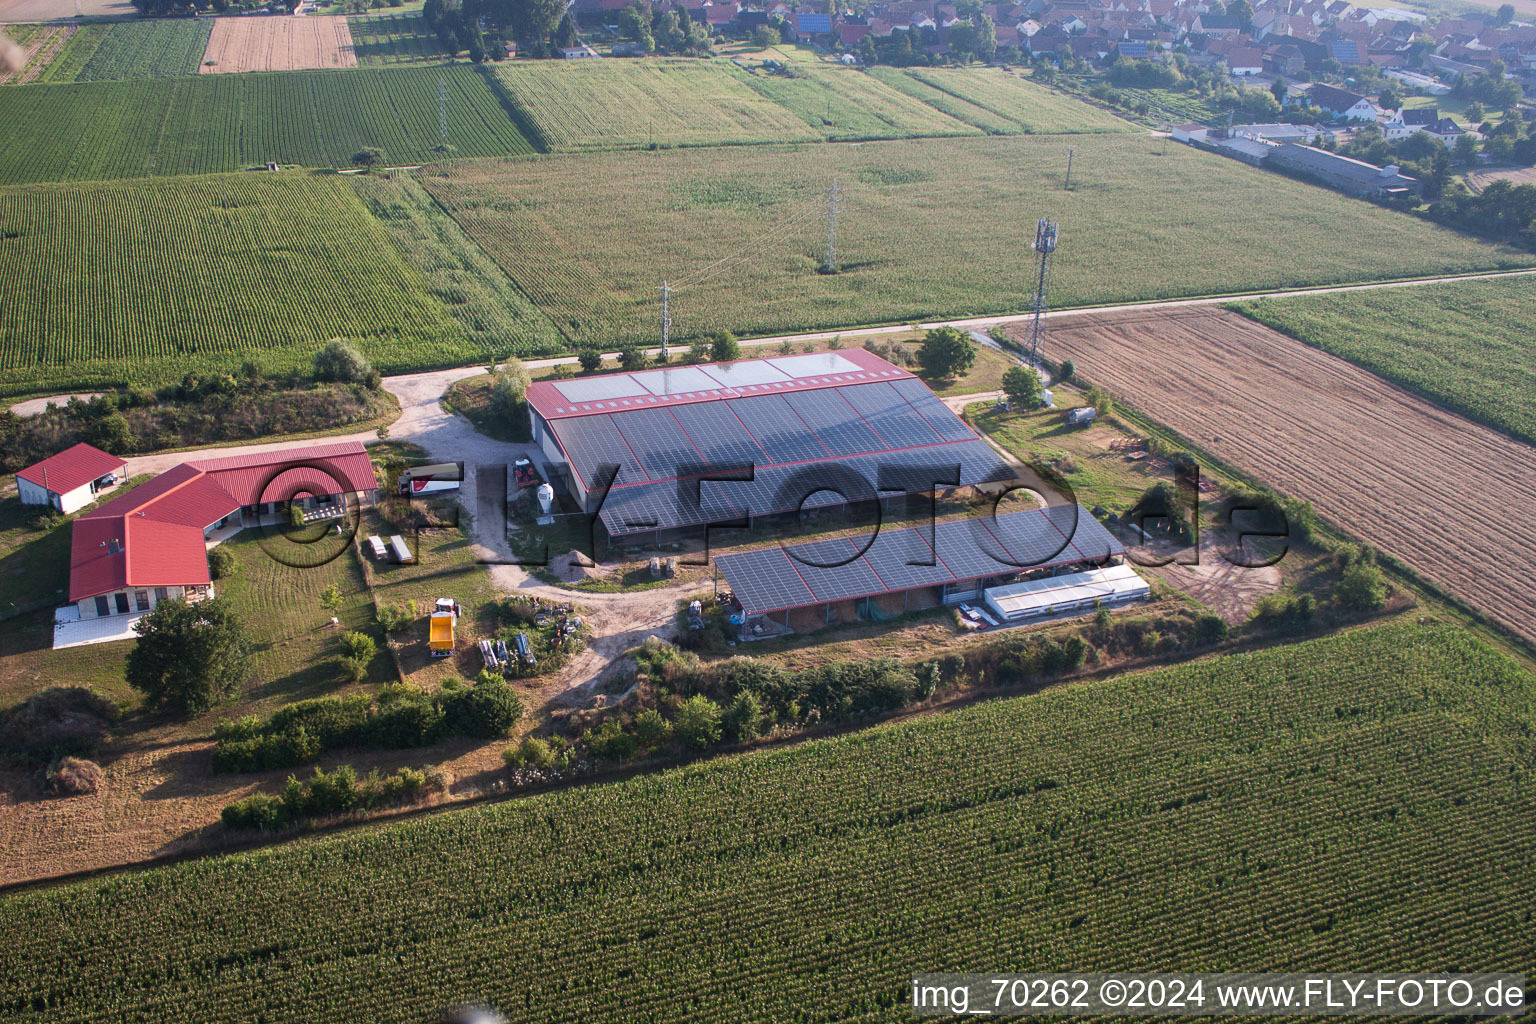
520, 267, 1536, 366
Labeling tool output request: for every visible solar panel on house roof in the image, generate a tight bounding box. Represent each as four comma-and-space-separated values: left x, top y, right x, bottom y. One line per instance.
632, 366, 719, 396
766, 352, 864, 377
985, 504, 1076, 567
889, 378, 981, 442
724, 394, 831, 464
553, 376, 650, 403
698, 360, 792, 389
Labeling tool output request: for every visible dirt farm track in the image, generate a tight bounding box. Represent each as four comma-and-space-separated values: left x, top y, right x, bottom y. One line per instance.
1041, 308, 1536, 646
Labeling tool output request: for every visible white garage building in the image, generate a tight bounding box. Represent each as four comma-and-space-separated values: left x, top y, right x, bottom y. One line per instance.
15, 442, 127, 515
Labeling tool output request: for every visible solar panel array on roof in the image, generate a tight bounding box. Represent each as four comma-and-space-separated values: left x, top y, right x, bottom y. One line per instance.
765, 352, 862, 377
544, 374, 1016, 536
552, 375, 650, 403
595, 439, 1012, 536
631, 366, 718, 396
718, 505, 1126, 615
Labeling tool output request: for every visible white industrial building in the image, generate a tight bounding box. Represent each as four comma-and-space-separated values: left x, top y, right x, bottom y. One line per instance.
983, 562, 1150, 623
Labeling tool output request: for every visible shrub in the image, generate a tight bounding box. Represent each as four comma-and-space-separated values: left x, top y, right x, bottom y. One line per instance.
369, 696, 447, 748
722, 691, 763, 741
313, 339, 376, 386
222, 792, 286, 831
376, 604, 412, 633
583, 719, 638, 761
673, 694, 722, 749
339, 631, 377, 664
710, 331, 741, 362
504, 736, 554, 769
619, 346, 648, 371
221, 765, 439, 831
45, 756, 105, 797
1336, 563, 1389, 611
633, 708, 671, 749
1058, 357, 1076, 382
207, 546, 240, 581
577, 349, 602, 372
0, 687, 116, 767
440, 680, 523, 739
1085, 386, 1114, 417
1194, 613, 1229, 645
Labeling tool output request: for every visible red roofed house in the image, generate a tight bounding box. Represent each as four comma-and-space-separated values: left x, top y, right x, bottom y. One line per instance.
16, 443, 127, 515
62, 442, 378, 632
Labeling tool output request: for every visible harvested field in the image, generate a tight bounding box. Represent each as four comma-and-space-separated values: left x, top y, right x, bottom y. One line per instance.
0, 0, 130, 18
1467, 166, 1536, 192
0, 23, 67, 83
1029, 307, 1536, 645
200, 14, 356, 73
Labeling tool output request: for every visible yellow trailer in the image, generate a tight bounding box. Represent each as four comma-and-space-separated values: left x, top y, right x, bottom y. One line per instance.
429, 598, 457, 658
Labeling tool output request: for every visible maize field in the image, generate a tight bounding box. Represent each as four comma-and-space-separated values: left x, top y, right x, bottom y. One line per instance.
0, 622, 1530, 1022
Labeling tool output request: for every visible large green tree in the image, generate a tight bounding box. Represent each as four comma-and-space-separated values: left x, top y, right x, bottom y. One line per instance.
126, 598, 253, 716
916, 326, 976, 380
1001, 365, 1045, 409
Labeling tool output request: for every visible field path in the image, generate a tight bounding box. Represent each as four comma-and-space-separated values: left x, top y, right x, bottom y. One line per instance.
1037, 307, 1536, 645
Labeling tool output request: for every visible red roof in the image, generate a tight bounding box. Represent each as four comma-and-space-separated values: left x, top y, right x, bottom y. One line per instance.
16, 442, 126, 496
189, 442, 379, 507
67, 441, 377, 603
526, 347, 914, 423
69, 517, 214, 602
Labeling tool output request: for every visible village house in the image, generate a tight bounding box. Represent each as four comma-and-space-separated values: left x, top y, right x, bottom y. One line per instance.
54, 442, 379, 647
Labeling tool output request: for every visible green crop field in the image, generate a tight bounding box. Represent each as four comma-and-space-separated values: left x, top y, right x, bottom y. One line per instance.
0, 64, 534, 185
871, 66, 1136, 134
347, 13, 458, 65
491, 58, 821, 150
0, 622, 1531, 1022
1230, 274, 1536, 445
37, 19, 212, 82
732, 63, 981, 140
0, 174, 488, 396
419, 135, 1536, 347
351, 173, 565, 360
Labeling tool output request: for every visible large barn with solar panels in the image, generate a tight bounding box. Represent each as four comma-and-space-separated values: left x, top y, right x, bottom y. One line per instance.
524, 349, 1017, 548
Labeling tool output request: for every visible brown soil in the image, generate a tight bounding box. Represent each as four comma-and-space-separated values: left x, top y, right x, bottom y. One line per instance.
0, 23, 69, 84
199, 15, 356, 74
1467, 167, 1536, 193
1043, 307, 1536, 645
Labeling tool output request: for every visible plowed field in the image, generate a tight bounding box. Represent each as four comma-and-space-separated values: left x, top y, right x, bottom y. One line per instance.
1034, 307, 1536, 645
200, 15, 355, 73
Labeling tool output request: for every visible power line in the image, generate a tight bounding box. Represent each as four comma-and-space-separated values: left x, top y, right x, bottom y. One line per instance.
659, 281, 672, 360
1027, 219, 1058, 366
